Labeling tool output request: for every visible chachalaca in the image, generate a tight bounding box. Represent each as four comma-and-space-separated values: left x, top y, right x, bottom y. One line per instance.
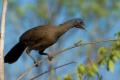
4, 18, 85, 64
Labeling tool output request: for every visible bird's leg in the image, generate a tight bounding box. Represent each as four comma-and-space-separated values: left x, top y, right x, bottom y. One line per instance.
26, 47, 39, 67
39, 51, 53, 61
39, 52, 48, 55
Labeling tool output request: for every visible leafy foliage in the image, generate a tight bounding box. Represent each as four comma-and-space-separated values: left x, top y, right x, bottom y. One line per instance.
60, 32, 120, 80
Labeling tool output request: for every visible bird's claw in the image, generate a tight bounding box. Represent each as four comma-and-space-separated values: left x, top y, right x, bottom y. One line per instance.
47, 54, 54, 61
34, 60, 40, 67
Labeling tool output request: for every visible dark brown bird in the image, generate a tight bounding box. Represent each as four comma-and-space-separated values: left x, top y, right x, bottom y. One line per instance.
4, 18, 85, 64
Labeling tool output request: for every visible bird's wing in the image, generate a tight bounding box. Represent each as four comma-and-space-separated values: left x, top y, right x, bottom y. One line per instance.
19, 28, 47, 45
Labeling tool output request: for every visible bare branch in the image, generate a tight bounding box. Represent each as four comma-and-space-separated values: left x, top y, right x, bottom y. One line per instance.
17, 39, 119, 80
17, 60, 41, 80
0, 0, 8, 80
30, 61, 76, 80
53, 39, 119, 57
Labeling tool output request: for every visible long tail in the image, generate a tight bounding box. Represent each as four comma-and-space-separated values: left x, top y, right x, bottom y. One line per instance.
4, 42, 26, 64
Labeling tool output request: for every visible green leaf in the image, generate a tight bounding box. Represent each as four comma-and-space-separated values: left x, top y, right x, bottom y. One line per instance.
98, 47, 107, 55
92, 63, 98, 73
112, 50, 120, 58
77, 74, 82, 80
88, 69, 96, 77
87, 65, 96, 77
98, 59, 105, 65
57, 76, 62, 80
77, 64, 86, 74
111, 55, 119, 62
64, 74, 72, 80
116, 40, 120, 45
107, 60, 114, 72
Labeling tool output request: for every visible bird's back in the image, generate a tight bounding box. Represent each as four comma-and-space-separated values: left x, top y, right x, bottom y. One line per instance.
19, 25, 58, 49
20, 25, 55, 41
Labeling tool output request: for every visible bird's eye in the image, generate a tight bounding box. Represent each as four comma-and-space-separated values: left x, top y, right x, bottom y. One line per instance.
80, 21, 84, 25
80, 21, 83, 24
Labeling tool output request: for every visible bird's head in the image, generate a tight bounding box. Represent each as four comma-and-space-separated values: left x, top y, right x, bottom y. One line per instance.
72, 19, 85, 30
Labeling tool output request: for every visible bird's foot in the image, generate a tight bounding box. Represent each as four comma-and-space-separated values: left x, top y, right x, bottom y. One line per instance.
34, 60, 40, 67
26, 47, 31, 54
47, 53, 54, 61
39, 52, 54, 61
39, 52, 48, 55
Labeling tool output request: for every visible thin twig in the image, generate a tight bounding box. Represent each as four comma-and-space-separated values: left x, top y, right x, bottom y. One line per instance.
17, 60, 41, 80
17, 65, 35, 80
17, 39, 119, 80
30, 61, 76, 80
53, 39, 119, 56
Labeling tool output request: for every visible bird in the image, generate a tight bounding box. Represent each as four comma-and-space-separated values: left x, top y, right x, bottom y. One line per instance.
4, 18, 85, 64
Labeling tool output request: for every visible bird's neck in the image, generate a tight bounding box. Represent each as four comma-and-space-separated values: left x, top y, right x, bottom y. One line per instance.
57, 21, 74, 37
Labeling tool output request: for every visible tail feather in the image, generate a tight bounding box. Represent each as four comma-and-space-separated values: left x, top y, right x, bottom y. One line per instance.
4, 42, 26, 64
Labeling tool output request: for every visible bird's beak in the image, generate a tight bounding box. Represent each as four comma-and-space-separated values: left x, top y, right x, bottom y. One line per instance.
81, 24, 86, 30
